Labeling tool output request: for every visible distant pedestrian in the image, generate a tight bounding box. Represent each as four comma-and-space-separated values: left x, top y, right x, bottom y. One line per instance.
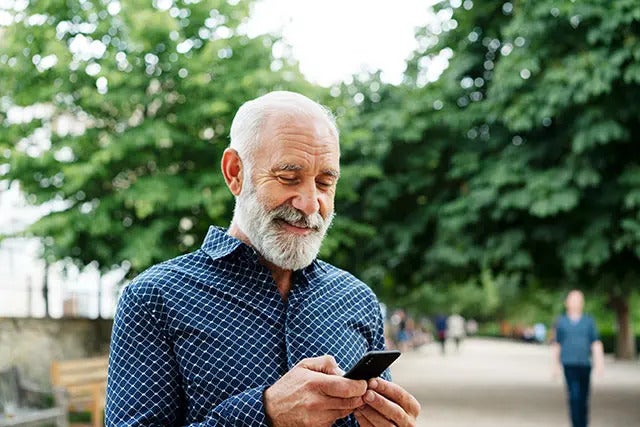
396, 309, 411, 352
447, 313, 466, 352
434, 314, 448, 355
534, 322, 547, 344
552, 290, 605, 427
465, 318, 478, 336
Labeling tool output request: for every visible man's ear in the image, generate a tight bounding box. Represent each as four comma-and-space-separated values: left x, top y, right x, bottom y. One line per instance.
221, 148, 244, 196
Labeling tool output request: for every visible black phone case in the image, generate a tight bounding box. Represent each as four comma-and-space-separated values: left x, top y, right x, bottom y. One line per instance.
343, 350, 401, 380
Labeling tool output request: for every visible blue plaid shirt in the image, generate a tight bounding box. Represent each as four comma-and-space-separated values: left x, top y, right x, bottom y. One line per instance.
106, 226, 388, 426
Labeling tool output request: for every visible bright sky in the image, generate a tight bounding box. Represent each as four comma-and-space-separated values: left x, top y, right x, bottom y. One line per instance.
248, 0, 435, 86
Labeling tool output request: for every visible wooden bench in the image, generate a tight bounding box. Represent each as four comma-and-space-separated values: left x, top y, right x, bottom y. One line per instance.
50, 357, 108, 427
0, 366, 68, 427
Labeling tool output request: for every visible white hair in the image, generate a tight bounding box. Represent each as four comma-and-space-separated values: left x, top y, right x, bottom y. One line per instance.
228, 91, 339, 176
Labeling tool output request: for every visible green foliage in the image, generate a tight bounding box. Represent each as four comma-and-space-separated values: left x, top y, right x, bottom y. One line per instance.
0, 0, 316, 276
334, 0, 640, 319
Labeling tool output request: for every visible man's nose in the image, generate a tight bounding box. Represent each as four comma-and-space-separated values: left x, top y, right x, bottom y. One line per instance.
291, 185, 320, 217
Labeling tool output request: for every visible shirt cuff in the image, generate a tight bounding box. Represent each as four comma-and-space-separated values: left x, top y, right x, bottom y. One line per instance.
210, 385, 269, 426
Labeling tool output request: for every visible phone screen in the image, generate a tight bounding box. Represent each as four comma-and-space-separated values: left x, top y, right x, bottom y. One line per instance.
343, 350, 401, 380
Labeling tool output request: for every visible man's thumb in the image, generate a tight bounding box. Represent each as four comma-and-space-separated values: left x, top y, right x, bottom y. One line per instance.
298, 355, 342, 375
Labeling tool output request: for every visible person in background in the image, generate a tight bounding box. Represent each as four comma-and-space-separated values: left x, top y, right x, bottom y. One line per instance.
447, 313, 466, 352
395, 309, 410, 352
465, 318, 478, 336
434, 314, 448, 355
523, 325, 535, 343
533, 322, 547, 344
552, 290, 605, 427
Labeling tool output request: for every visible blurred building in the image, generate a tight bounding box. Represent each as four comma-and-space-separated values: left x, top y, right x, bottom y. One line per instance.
0, 182, 121, 318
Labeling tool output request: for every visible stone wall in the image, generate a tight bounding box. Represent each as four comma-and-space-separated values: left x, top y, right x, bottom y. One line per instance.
0, 317, 113, 388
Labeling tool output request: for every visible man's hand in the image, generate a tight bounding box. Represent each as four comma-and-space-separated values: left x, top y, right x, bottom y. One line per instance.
551, 342, 562, 381
551, 363, 562, 381
354, 378, 420, 427
591, 340, 605, 381
263, 355, 367, 427
592, 362, 604, 380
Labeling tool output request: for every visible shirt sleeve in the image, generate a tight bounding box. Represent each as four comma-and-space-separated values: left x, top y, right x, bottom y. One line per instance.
105, 284, 268, 427
553, 317, 563, 344
371, 302, 392, 382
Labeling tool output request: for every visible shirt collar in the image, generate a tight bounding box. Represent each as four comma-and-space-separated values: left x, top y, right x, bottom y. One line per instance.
200, 225, 328, 275
200, 226, 244, 261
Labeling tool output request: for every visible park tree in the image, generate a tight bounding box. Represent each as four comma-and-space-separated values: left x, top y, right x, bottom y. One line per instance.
330, 70, 522, 321
344, 0, 639, 358
0, 0, 319, 277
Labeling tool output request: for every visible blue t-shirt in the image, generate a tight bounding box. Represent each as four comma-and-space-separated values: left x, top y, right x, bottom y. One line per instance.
554, 314, 599, 366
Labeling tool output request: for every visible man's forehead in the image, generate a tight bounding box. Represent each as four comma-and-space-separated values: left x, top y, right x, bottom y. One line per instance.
566, 291, 584, 300
262, 110, 337, 140
257, 112, 339, 154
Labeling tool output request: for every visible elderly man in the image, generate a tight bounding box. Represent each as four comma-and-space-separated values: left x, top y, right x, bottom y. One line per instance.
552, 290, 604, 427
105, 91, 420, 426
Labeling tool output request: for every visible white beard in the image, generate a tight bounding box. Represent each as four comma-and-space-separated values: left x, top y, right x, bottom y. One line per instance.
233, 183, 334, 270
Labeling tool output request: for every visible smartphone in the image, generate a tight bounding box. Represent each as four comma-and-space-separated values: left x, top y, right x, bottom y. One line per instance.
343, 350, 401, 380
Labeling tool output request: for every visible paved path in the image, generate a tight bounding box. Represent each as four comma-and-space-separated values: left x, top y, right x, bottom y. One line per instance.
390, 338, 640, 427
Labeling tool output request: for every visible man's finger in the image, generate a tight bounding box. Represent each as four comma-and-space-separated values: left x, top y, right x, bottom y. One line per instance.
356, 405, 394, 427
319, 395, 365, 411
298, 355, 340, 375
363, 389, 411, 426
369, 378, 421, 416
317, 374, 367, 398
354, 411, 375, 427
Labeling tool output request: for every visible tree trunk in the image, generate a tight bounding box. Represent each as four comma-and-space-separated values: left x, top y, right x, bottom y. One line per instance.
42, 258, 50, 318
611, 296, 636, 360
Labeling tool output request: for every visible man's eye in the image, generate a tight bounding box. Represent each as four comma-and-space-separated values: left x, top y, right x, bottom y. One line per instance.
316, 181, 333, 188
278, 176, 297, 184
